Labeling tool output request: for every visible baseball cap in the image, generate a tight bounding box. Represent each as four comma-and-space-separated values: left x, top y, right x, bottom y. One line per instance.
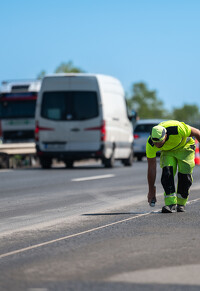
151, 125, 167, 143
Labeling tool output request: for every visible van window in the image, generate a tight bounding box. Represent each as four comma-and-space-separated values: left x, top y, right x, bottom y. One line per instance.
0, 92, 37, 119
0, 100, 36, 119
41, 91, 98, 121
134, 124, 157, 134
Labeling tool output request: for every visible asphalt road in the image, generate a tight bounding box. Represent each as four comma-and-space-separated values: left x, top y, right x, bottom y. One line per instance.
0, 160, 200, 291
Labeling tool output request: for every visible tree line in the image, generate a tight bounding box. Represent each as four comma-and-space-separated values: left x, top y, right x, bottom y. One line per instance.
37, 61, 200, 124
127, 82, 200, 125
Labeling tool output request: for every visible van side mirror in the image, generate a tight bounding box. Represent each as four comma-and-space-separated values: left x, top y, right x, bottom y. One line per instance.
128, 110, 137, 122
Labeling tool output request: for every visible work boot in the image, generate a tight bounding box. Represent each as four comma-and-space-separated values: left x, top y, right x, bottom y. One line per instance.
162, 204, 177, 213
177, 204, 185, 212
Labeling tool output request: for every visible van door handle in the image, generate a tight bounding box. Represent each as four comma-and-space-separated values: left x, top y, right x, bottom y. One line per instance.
71, 128, 80, 132
113, 118, 119, 121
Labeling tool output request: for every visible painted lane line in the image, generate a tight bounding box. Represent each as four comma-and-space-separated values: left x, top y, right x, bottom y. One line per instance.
72, 174, 115, 182
187, 198, 200, 204
0, 170, 13, 173
0, 211, 154, 260
1, 197, 199, 260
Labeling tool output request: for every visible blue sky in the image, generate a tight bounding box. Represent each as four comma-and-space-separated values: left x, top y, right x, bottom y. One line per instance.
0, 0, 200, 112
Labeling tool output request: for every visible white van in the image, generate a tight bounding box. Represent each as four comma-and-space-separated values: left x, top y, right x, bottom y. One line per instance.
35, 74, 134, 168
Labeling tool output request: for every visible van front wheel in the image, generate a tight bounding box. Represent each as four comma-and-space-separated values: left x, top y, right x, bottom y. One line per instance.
122, 150, 133, 166
65, 159, 74, 168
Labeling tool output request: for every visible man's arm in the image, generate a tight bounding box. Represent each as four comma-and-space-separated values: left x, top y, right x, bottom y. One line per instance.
147, 157, 157, 203
190, 127, 200, 142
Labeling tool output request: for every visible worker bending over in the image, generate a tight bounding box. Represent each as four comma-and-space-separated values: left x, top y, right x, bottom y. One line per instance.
146, 120, 200, 213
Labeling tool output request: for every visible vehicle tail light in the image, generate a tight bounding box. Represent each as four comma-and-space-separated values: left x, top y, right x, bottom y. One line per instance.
100, 120, 106, 141
35, 121, 39, 141
134, 134, 140, 139
35, 121, 54, 142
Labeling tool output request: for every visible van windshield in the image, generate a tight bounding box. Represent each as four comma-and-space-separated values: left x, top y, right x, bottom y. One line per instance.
41, 91, 99, 121
0, 100, 36, 119
0, 92, 37, 119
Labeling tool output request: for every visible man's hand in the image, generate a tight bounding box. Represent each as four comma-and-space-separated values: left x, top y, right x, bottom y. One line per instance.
148, 185, 157, 203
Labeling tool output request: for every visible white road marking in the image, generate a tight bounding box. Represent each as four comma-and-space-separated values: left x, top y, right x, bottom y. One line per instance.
187, 198, 200, 204
72, 174, 115, 182
0, 170, 13, 173
0, 197, 200, 260
0, 211, 155, 260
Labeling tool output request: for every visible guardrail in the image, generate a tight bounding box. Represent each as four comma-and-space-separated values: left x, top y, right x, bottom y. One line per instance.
0, 143, 36, 168
0, 143, 36, 155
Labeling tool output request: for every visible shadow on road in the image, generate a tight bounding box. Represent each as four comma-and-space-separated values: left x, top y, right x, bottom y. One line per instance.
82, 211, 156, 216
